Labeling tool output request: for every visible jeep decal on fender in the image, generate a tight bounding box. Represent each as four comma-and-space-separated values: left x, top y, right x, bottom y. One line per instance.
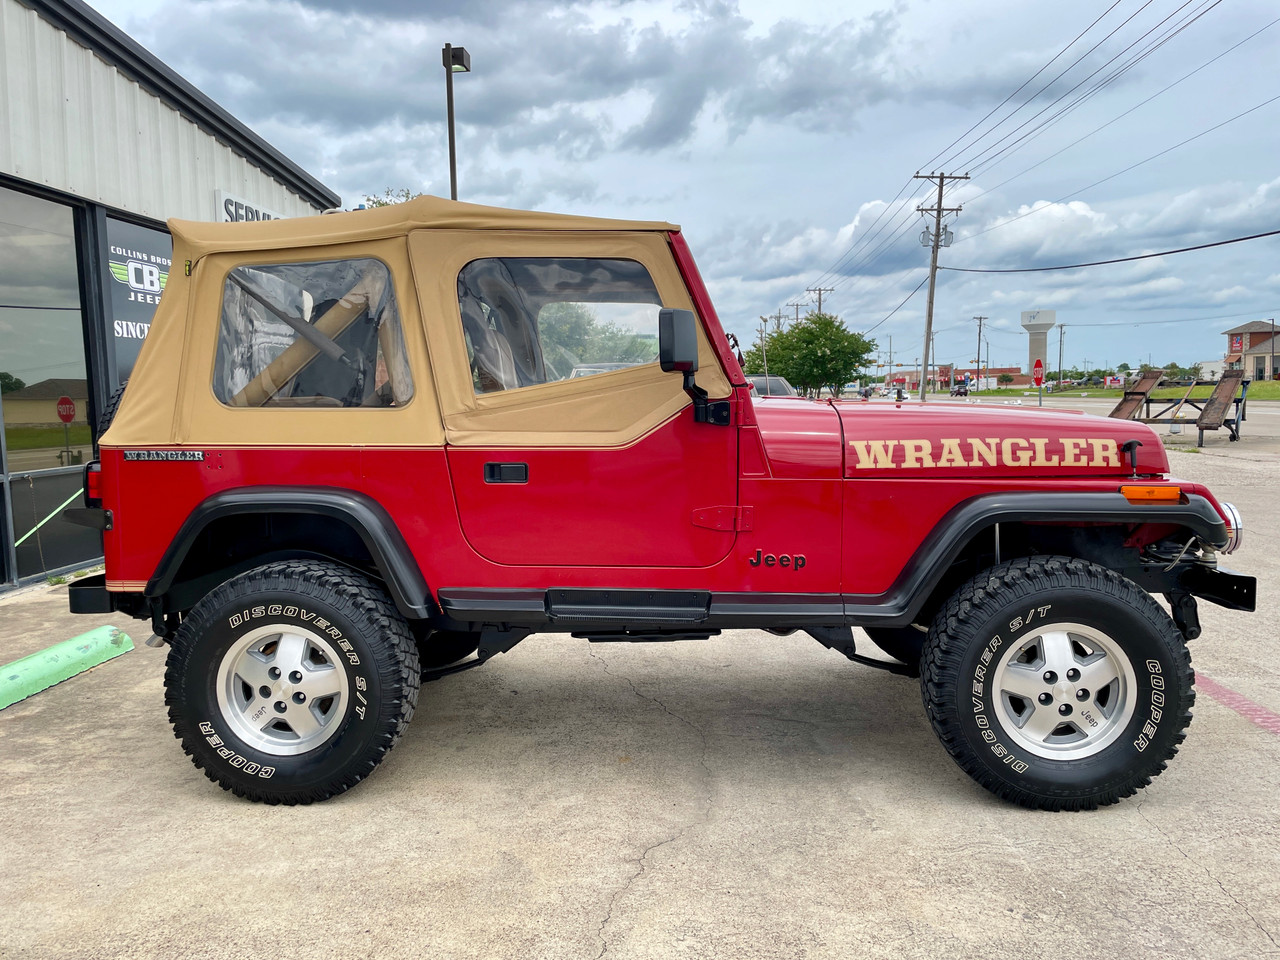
846, 437, 1121, 470
748, 550, 806, 569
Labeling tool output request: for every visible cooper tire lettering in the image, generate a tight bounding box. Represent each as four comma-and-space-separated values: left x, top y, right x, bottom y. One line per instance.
165, 560, 419, 804
920, 555, 1193, 811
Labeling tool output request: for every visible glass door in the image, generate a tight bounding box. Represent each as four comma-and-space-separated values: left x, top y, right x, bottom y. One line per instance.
0, 185, 96, 582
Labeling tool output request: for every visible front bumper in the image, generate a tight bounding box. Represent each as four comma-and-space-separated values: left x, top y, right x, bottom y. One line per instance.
1180, 564, 1256, 611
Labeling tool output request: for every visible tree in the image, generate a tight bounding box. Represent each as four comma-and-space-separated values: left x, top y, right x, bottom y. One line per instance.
741, 312, 875, 397
363, 188, 422, 208
0, 372, 25, 394
536, 302, 656, 380
1117, 362, 1131, 373
998, 373, 1014, 385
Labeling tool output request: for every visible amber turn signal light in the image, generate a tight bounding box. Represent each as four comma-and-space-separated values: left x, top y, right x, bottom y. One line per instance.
1119, 484, 1184, 504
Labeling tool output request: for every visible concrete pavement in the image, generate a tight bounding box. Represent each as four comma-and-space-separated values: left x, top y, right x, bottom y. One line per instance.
0, 449, 1277, 959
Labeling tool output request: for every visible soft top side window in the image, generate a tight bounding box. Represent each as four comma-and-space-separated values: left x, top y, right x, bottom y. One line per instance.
456, 257, 662, 394
214, 257, 413, 408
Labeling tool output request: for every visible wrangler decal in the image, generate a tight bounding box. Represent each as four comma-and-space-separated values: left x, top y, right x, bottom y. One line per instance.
123, 449, 205, 462
846, 437, 1121, 470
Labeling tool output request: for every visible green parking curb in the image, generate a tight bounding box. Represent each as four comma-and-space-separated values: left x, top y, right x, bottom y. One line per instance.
0, 626, 134, 711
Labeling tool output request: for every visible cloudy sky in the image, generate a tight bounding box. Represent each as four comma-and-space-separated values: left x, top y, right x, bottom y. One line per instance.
87, 0, 1280, 374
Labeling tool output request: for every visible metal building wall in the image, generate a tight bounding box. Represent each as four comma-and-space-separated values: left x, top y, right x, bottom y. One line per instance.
0, 0, 324, 221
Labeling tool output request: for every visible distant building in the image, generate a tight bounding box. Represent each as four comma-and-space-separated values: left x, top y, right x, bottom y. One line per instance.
1196, 359, 1225, 381
1223, 320, 1277, 381
1, 379, 89, 428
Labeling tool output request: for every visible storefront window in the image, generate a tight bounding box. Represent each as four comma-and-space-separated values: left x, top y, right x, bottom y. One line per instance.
105, 217, 172, 382
0, 186, 88, 474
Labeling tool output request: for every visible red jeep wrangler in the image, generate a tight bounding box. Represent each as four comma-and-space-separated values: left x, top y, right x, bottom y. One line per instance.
67, 197, 1253, 809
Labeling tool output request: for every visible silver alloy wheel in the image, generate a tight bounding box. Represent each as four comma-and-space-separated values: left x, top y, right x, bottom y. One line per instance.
991, 621, 1137, 760
215, 624, 350, 756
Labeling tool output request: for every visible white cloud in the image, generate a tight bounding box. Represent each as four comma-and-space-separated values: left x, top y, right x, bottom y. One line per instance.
80, 0, 1280, 368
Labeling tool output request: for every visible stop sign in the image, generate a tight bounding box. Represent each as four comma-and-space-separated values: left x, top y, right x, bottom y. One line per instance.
1033, 359, 1044, 388
56, 396, 76, 423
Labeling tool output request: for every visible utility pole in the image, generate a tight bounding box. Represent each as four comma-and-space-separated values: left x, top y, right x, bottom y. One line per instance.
931, 333, 937, 394
915, 171, 968, 401
972, 315, 986, 386
758, 316, 770, 381
1057, 324, 1065, 390
888, 334, 893, 390
786, 301, 805, 324
1270, 317, 1275, 381
770, 309, 786, 332
805, 287, 834, 315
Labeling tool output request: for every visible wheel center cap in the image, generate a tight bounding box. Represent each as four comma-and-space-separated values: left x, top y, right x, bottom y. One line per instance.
1053, 680, 1076, 701
276, 681, 294, 698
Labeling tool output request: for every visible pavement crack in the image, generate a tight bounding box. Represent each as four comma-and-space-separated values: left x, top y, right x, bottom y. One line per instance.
588, 650, 715, 958
1137, 801, 1279, 949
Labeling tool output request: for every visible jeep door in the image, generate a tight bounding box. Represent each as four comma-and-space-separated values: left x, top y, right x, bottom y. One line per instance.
409, 230, 739, 568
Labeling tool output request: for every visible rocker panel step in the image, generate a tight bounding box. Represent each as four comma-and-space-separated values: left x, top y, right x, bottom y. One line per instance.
548, 589, 711, 623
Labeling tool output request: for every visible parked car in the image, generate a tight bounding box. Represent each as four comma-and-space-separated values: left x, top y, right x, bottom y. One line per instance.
67, 195, 1254, 810
950, 382, 969, 397
569, 362, 632, 378
747, 375, 798, 397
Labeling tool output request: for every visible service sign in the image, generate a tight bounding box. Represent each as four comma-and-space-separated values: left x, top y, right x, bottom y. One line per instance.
216, 190, 285, 223
104, 218, 173, 382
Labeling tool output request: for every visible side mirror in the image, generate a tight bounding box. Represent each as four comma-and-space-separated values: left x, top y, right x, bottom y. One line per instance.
658, 308, 699, 374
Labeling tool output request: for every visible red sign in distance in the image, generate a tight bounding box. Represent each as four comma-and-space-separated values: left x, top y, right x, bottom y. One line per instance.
56, 396, 75, 423
1033, 359, 1045, 388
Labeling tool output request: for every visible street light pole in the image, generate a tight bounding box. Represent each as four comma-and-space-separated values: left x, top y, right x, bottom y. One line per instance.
442, 44, 471, 201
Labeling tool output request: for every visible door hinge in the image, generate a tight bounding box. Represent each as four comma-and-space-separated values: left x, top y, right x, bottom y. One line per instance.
691, 506, 754, 531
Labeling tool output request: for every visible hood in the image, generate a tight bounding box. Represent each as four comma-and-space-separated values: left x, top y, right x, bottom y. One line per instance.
831, 400, 1167, 478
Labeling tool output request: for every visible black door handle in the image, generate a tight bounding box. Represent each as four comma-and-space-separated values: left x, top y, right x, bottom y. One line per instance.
484, 462, 529, 483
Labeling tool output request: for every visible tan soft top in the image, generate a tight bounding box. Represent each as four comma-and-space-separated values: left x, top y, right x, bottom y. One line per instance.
171, 195, 680, 260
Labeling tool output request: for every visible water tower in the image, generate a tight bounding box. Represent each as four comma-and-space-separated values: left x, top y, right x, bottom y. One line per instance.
1020, 310, 1056, 374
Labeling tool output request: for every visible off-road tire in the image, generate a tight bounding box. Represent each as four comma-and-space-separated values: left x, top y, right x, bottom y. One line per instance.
164, 559, 420, 804
864, 625, 925, 671
920, 555, 1193, 811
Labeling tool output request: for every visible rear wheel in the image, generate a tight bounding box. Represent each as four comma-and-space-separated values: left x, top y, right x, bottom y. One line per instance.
164, 559, 420, 804
920, 556, 1193, 810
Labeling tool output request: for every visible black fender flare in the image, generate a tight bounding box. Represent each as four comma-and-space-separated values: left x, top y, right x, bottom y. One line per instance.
146, 487, 433, 619
843, 491, 1229, 627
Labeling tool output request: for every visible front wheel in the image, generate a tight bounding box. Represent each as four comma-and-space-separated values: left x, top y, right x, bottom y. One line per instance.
920, 556, 1193, 811
164, 560, 420, 804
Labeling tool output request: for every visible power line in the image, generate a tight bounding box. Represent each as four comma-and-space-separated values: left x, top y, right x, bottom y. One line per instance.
920, 0, 1126, 172
803, 3, 1140, 303
864, 273, 930, 335
963, 13, 1280, 207
1069, 308, 1280, 328
802, 5, 1164, 308
935, 0, 1153, 172
961, 0, 1224, 181
807, 178, 918, 288
953, 0, 1220, 174
940, 228, 1280, 274
956, 91, 1280, 245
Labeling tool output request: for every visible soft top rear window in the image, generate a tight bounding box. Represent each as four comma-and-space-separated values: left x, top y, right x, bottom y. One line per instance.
213, 257, 413, 408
